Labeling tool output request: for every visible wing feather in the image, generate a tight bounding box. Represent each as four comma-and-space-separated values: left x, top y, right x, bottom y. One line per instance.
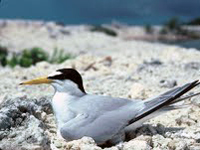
128, 80, 199, 125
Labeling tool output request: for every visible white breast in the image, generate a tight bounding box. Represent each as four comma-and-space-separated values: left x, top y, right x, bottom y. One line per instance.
52, 92, 75, 128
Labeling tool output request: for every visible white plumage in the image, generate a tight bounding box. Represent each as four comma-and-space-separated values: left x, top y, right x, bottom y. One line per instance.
20, 68, 200, 145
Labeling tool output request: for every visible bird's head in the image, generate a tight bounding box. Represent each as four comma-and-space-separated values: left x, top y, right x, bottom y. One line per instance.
20, 68, 86, 94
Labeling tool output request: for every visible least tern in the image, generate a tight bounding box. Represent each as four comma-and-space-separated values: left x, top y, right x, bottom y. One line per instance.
20, 68, 200, 145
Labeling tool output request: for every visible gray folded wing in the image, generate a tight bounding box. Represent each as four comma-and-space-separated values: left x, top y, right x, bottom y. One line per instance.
60, 95, 144, 144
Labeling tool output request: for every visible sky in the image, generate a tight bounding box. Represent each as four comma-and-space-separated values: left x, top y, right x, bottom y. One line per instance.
0, 0, 199, 25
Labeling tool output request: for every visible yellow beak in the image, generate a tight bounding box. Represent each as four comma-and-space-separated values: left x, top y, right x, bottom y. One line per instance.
20, 76, 53, 85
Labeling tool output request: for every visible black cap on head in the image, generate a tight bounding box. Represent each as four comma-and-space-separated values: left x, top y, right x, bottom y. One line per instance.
48, 68, 86, 93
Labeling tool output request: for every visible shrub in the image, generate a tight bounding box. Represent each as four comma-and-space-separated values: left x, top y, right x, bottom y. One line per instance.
159, 27, 169, 35
144, 24, 154, 34
0, 46, 74, 68
21, 47, 48, 65
0, 45, 8, 67
187, 17, 200, 25
49, 48, 74, 64
7, 53, 19, 68
90, 26, 117, 37
165, 17, 181, 31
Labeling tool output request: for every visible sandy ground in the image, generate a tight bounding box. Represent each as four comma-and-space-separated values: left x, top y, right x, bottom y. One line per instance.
0, 20, 200, 150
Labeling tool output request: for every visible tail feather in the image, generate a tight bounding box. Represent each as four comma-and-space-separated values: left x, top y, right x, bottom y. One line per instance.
128, 80, 199, 125
170, 91, 200, 104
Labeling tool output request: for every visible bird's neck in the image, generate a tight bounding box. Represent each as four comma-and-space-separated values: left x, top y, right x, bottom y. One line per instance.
52, 91, 85, 128
52, 91, 77, 109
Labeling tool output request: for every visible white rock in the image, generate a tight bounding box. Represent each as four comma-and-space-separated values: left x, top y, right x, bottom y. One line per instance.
65, 137, 102, 150
128, 83, 147, 99
122, 140, 152, 150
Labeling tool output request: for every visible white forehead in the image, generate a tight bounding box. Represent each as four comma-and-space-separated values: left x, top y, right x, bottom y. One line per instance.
48, 71, 62, 77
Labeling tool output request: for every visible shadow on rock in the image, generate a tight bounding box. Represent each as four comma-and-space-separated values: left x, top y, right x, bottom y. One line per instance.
125, 124, 184, 142
0, 96, 52, 150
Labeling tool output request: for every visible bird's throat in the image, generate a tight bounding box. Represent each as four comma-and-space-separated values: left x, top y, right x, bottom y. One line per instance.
52, 92, 76, 128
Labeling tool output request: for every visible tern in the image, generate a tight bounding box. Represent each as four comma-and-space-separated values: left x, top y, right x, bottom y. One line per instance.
20, 68, 200, 145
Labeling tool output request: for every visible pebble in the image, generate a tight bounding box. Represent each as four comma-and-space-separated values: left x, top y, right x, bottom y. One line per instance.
122, 140, 152, 150
159, 79, 177, 88
128, 83, 147, 99
184, 62, 200, 70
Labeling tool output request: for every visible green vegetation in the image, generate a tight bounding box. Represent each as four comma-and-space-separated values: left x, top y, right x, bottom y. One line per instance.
7, 53, 19, 68
159, 27, 168, 35
187, 17, 200, 25
0, 45, 8, 67
164, 17, 181, 31
19, 47, 49, 67
160, 17, 183, 35
159, 17, 200, 39
144, 24, 154, 34
49, 48, 74, 64
0, 47, 74, 68
90, 25, 117, 37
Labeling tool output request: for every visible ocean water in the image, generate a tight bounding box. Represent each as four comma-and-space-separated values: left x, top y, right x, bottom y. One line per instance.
0, 0, 200, 25
174, 39, 200, 50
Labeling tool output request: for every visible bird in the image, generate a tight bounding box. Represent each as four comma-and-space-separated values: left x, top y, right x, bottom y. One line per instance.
20, 68, 200, 145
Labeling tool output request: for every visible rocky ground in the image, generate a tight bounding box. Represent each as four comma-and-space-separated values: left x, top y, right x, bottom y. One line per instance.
0, 20, 200, 150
